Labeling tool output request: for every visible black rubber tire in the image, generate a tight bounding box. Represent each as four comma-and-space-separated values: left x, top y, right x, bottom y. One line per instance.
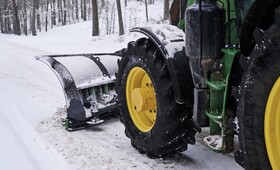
116, 38, 198, 157
237, 7, 280, 170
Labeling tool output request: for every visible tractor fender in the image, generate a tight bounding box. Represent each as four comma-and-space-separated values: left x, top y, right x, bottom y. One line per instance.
131, 25, 193, 104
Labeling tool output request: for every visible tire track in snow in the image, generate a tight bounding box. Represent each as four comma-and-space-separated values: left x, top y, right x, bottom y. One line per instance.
36, 109, 190, 170
36, 108, 242, 170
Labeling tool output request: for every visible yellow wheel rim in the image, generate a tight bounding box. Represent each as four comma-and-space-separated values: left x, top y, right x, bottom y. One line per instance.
126, 67, 157, 132
265, 77, 280, 170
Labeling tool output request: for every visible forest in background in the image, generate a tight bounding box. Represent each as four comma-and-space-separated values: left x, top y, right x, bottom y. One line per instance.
0, 0, 171, 36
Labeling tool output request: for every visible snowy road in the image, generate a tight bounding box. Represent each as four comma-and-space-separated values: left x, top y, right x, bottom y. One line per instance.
0, 22, 242, 170
0, 34, 67, 170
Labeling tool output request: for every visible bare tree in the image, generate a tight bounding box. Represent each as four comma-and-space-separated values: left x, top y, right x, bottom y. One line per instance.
22, 0, 28, 35
51, 0, 57, 27
110, 2, 116, 34
163, 0, 169, 20
36, 0, 41, 31
92, 0, 99, 36
31, 0, 37, 35
11, 0, 21, 35
80, 0, 83, 19
83, 0, 86, 21
145, 0, 148, 22
58, 0, 62, 23
3, 0, 12, 34
116, 0, 124, 36
63, 0, 66, 25
45, 0, 49, 31
87, 0, 91, 20
75, 0, 79, 20
0, 3, 3, 33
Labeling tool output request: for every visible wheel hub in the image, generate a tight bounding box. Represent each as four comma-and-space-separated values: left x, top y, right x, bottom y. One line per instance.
126, 67, 157, 132
265, 77, 280, 170
132, 87, 156, 112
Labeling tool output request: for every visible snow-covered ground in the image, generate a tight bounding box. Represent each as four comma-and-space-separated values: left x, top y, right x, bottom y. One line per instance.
0, 1, 242, 169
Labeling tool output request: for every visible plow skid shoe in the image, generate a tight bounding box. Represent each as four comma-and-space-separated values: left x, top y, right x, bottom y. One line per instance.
36, 53, 121, 129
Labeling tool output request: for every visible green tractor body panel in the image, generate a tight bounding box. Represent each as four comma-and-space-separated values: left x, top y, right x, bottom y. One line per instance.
183, 0, 253, 153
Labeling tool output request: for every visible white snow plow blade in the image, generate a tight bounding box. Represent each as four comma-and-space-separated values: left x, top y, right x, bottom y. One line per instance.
36, 53, 121, 131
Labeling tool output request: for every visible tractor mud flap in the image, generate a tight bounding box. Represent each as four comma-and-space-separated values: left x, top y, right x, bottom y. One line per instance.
36, 53, 121, 129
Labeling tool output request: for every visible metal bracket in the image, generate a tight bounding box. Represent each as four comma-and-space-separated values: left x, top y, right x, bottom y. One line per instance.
84, 55, 111, 78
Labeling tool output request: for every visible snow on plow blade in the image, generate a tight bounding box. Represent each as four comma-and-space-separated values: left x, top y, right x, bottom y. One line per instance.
36, 53, 121, 131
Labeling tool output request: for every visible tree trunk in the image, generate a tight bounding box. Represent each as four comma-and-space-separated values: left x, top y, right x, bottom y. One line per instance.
116, 0, 124, 36
83, 0, 86, 21
0, 2, 4, 33
87, 0, 91, 20
31, 0, 37, 35
75, 0, 79, 20
4, 0, 12, 33
63, 0, 66, 25
163, 0, 169, 20
91, 0, 99, 36
58, 0, 62, 23
0, 16, 3, 34
80, 0, 83, 20
110, 3, 116, 34
2, 0, 6, 33
145, 0, 148, 22
51, 0, 56, 27
46, 0, 49, 31
36, 0, 41, 32
50, 1, 53, 28
23, 0, 27, 35
71, 0, 75, 22
11, 0, 21, 35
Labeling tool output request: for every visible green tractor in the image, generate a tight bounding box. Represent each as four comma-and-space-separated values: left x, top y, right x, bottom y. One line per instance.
115, 0, 280, 169
38, 0, 280, 169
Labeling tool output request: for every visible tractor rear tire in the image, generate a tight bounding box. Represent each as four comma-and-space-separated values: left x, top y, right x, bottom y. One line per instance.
237, 8, 280, 170
116, 38, 198, 157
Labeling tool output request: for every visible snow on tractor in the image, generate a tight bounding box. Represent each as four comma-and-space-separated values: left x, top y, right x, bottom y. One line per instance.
37, 0, 280, 169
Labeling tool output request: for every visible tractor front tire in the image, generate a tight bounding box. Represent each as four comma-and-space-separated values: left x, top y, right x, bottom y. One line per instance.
116, 38, 197, 157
